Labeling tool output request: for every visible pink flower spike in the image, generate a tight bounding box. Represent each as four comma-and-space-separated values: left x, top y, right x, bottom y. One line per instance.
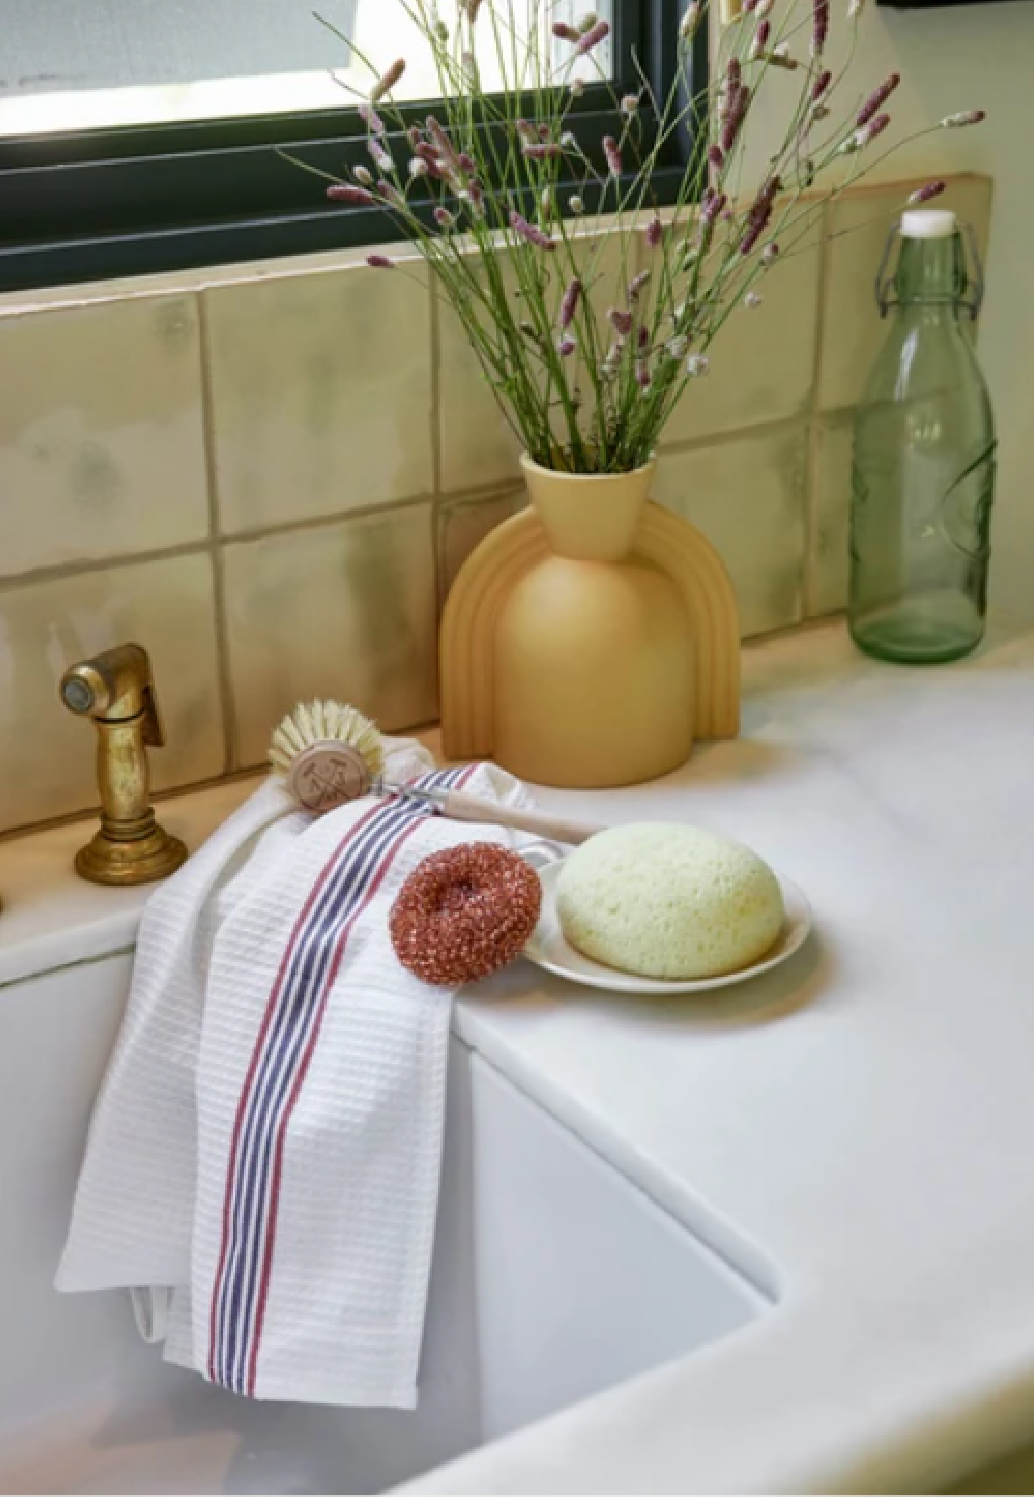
608, 307, 633, 337
523, 142, 564, 159
739, 174, 780, 254
603, 135, 623, 176
646, 216, 664, 249
367, 255, 396, 269
628, 270, 651, 303
426, 116, 459, 169
909, 179, 947, 205
576, 19, 610, 54
560, 278, 583, 329
434, 206, 455, 228
552, 20, 581, 41
856, 111, 891, 146
680, 2, 702, 39
510, 210, 557, 250
812, 0, 829, 55
359, 102, 386, 135
942, 109, 986, 127
463, 181, 486, 215
558, 336, 577, 358
327, 183, 376, 206
721, 71, 750, 153
413, 142, 446, 177
857, 72, 900, 127
811, 69, 832, 103
370, 58, 406, 102
701, 189, 727, 226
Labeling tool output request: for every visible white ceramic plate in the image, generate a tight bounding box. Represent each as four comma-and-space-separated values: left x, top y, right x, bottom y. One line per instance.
523, 859, 813, 996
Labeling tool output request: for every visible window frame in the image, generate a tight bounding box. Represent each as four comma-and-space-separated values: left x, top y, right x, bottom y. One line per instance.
0, 0, 706, 294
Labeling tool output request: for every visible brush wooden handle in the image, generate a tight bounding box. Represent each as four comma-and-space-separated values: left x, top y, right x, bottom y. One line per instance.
441, 791, 606, 847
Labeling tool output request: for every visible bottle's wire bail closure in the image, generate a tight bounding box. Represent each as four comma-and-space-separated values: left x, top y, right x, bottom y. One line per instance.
875, 221, 985, 320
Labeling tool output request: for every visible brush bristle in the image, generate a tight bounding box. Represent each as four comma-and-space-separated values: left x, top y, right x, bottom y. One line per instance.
269, 699, 385, 780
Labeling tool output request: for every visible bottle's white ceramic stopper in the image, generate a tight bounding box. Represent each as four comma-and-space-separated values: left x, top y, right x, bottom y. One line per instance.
901, 208, 957, 239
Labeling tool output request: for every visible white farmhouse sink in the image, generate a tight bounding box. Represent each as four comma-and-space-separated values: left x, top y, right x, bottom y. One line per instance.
0, 949, 770, 1494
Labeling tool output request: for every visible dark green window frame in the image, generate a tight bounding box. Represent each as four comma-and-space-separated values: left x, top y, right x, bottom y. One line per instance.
0, 0, 706, 294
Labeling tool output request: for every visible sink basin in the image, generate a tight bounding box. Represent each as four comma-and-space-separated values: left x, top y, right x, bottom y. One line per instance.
0, 948, 770, 1494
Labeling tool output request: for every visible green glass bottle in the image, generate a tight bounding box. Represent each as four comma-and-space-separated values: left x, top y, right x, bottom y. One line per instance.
848, 208, 996, 664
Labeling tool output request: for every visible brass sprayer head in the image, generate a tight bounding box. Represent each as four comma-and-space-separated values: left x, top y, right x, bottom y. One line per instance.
59, 643, 187, 886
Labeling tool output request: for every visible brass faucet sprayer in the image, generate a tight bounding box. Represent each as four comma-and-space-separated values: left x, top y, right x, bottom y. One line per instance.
59, 643, 188, 886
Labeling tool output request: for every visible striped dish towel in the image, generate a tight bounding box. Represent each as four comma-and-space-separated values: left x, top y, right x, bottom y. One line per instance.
56, 740, 532, 1409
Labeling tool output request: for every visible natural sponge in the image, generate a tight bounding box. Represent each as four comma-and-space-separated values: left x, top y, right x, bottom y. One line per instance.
556, 822, 784, 981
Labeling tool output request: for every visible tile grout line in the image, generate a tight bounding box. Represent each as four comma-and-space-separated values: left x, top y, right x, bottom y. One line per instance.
0, 537, 215, 594
801, 199, 834, 622
0, 492, 445, 596
657, 410, 812, 462
195, 291, 239, 776
428, 271, 448, 621
429, 273, 443, 505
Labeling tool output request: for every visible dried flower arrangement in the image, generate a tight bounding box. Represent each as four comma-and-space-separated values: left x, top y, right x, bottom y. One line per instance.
304, 1, 984, 475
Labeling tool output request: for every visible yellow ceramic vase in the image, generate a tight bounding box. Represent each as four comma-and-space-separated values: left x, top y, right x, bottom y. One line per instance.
492, 456, 695, 788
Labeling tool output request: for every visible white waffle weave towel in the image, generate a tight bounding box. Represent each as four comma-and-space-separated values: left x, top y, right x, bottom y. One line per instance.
57, 741, 531, 1409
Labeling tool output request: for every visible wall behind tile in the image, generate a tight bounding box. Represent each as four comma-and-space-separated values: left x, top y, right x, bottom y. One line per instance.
0, 173, 992, 837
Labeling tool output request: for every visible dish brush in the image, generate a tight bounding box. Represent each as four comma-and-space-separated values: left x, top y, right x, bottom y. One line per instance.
269, 699, 605, 846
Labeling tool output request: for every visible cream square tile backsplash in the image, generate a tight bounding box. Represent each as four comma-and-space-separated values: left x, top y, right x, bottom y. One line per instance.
436, 285, 522, 494
0, 554, 223, 829
0, 175, 993, 836
654, 425, 808, 638
434, 486, 525, 610
222, 503, 437, 769
808, 410, 855, 619
0, 295, 209, 578
205, 259, 433, 534
659, 212, 823, 446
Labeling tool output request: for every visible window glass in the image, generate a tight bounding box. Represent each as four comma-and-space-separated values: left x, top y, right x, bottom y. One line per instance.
0, 0, 614, 138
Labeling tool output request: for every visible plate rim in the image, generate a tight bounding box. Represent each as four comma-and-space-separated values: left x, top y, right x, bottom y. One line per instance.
523, 860, 813, 996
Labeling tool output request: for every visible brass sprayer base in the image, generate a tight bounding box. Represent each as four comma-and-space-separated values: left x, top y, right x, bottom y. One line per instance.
60, 643, 188, 888
75, 816, 188, 887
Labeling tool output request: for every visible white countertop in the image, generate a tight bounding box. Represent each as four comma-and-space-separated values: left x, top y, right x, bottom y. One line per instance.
3, 618, 1033, 1494
416, 618, 1034, 1495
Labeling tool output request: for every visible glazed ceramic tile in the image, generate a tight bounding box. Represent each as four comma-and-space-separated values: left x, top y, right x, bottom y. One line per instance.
437, 232, 632, 492
0, 552, 224, 832
223, 503, 438, 768
205, 261, 433, 534
658, 207, 823, 446
0, 296, 208, 578
653, 425, 808, 638
808, 410, 856, 618
818, 174, 993, 413
435, 486, 525, 611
